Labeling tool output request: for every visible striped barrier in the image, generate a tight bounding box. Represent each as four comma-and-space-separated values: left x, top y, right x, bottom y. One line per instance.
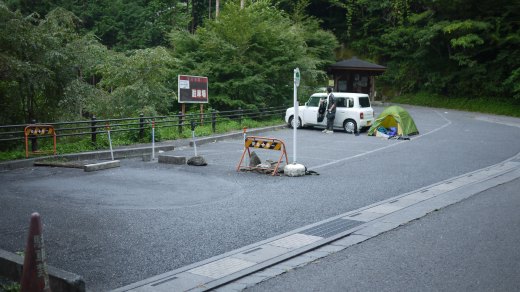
24, 125, 57, 158
236, 136, 288, 176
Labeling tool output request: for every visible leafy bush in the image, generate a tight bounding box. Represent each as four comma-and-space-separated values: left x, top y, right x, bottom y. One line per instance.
170, 0, 337, 111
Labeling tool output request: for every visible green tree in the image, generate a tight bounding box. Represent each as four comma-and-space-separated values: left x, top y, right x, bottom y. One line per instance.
6, 0, 193, 51
0, 3, 85, 123
170, 0, 337, 110
94, 47, 178, 117
321, 0, 520, 100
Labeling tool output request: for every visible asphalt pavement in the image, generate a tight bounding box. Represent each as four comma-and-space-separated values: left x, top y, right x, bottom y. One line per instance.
1, 105, 520, 291
247, 177, 520, 292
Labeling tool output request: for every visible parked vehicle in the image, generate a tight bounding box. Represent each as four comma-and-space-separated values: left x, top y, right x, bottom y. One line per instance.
285, 92, 375, 133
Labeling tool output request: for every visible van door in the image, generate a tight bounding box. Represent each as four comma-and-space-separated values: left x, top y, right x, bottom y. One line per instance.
302, 95, 324, 126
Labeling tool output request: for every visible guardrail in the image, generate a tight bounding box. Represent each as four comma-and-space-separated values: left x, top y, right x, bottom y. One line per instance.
0, 106, 287, 152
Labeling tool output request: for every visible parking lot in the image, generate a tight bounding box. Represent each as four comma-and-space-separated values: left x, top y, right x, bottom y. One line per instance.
1, 105, 520, 291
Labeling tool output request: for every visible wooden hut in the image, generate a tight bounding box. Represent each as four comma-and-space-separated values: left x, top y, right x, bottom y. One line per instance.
328, 57, 386, 101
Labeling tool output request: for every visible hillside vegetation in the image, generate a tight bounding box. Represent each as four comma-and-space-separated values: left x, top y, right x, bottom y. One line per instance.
1, 0, 518, 125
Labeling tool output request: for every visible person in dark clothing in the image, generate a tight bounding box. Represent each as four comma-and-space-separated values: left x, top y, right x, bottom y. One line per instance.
322, 87, 336, 134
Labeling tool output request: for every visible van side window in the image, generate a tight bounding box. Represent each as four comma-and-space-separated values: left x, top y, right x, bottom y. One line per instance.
336, 98, 346, 108
346, 98, 354, 108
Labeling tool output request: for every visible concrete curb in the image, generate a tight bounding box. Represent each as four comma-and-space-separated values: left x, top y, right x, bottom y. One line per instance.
83, 160, 121, 172
0, 249, 85, 292
0, 125, 287, 172
0, 145, 174, 172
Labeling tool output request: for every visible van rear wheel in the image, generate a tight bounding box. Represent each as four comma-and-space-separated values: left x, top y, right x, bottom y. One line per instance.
343, 119, 357, 134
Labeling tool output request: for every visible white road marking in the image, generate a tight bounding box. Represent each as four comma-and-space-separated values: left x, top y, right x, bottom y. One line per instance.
311, 110, 452, 170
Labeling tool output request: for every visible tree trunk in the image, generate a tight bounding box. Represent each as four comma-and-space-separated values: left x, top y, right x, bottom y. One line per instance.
186, 0, 190, 31
216, 0, 220, 18
240, 0, 244, 9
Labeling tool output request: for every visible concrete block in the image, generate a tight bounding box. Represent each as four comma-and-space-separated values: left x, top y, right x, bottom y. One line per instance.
343, 211, 385, 222
254, 267, 288, 278
353, 221, 401, 237
332, 234, 370, 247
214, 282, 248, 292
234, 274, 268, 286
364, 203, 404, 214
315, 244, 347, 253
158, 155, 186, 165
279, 254, 317, 268
83, 160, 120, 172
144, 272, 212, 291
284, 163, 306, 177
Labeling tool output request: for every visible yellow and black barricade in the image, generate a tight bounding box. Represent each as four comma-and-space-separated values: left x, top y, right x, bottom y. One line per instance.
236, 136, 288, 176
24, 125, 57, 158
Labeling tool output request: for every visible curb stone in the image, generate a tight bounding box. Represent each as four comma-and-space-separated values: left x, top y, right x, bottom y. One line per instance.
0, 124, 287, 172
0, 249, 85, 292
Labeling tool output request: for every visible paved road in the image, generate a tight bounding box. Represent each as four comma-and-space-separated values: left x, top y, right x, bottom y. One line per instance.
248, 177, 520, 292
1, 105, 520, 291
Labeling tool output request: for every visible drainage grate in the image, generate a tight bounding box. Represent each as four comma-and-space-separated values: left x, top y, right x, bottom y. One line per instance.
300, 218, 362, 238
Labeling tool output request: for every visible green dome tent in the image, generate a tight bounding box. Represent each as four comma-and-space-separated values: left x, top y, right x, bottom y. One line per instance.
368, 106, 419, 136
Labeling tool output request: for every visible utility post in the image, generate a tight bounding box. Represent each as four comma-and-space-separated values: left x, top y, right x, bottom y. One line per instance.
284, 68, 306, 177
292, 68, 300, 163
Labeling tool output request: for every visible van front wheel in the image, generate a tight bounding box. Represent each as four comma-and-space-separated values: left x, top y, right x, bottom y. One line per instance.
289, 116, 302, 129
343, 119, 357, 134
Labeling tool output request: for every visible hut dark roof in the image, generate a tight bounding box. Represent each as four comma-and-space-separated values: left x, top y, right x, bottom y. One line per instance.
328, 57, 386, 72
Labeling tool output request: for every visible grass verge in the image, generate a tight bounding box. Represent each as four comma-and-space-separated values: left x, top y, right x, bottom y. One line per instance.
391, 92, 520, 118
0, 117, 284, 162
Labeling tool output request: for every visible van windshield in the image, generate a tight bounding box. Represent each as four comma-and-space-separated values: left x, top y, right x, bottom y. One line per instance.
359, 96, 371, 108
306, 95, 322, 107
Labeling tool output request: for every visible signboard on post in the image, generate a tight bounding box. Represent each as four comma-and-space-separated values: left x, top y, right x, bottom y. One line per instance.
294, 68, 300, 87
178, 75, 209, 103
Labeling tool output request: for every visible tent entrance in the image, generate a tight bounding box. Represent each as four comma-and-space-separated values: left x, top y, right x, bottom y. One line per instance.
378, 115, 402, 136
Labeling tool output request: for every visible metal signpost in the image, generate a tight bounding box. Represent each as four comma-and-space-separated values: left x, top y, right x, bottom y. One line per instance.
293, 68, 300, 163
283, 68, 306, 176
152, 120, 155, 160
191, 120, 198, 157
106, 123, 114, 161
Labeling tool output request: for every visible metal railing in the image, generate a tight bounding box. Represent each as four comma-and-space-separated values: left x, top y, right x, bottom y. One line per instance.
0, 106, 288, 152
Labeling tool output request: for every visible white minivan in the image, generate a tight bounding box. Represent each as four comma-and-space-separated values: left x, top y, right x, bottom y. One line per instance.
285, 92, 375, 133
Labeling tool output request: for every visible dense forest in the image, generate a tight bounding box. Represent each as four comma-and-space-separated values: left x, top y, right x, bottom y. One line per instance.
1, 0, 518, 125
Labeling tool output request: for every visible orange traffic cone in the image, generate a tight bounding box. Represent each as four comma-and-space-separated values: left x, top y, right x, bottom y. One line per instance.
20, 212, 51, 292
